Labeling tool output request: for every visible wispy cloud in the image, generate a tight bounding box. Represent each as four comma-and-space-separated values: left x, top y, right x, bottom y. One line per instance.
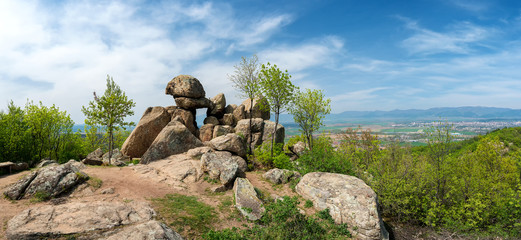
399, 16, 492, 55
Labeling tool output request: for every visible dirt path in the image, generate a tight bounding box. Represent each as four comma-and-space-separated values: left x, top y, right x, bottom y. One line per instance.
0, 162, 307, 240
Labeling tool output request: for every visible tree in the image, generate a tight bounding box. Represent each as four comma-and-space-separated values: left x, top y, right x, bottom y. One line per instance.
0, 101, 31, 163
290, 89, 331, 151
82, 75, 136, 164
259, 62, 297, 158
229, 55, 260, 155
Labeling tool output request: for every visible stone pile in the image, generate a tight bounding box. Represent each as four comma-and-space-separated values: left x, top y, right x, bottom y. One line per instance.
120, 74, 286, 165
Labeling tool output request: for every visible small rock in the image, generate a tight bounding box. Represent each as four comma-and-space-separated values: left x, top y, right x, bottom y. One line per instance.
101, 187, 115, 194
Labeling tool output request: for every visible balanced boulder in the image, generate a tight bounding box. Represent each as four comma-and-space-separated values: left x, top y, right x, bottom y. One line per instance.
174, 97, 212, 110
165, 74, 206, 99
296, 172, 389, 240
141, 121, 203, 164
121, 106, 171, 158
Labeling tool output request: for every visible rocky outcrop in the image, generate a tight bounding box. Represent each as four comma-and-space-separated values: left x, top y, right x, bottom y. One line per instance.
141, 121, 203, 164
82, 148, 104, 165
165, 74, 205, 99
263, 168, 301, 184
121, 106, 171, 158
235, 118, 265, 150
209, 133, 246, 157
5, 201, 176, 240
234, 177, 265, 221
200, 151, 246, 186
173, 108, 197, 135
174, 97, 213, 109
4, 160, 88, 200
36, 159, 58, 168
296, 172, 389, 240
187, 146, 212, 160
207, 93, 226, 116
203, 116, 220, 125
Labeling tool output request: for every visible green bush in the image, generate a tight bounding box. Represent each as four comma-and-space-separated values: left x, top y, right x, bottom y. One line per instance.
204, 196, 351, 240
296, 135, 353, 175
252, 142, 291, 169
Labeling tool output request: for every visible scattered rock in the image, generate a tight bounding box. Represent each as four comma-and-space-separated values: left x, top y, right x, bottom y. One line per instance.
263, 168, 301, 184
187, 146, 213, 159
209, 133, 246, 157
101, 187, 115, 194
203, 116, 220, 125
199, 124, 215, 142
234, 177, 265, 221
213, 125, 234, 139
220, 113, 234, 126
242, 97, 270, 120
262, 120, 285, 145
6, 201, 156, 239
3, 160, 88, 200
201, 151, 244, 186
141, 121, 203, 164
296, 172, 389, 240
173, 108, 197, 135
289, 141, 307, 156
11, 162, 29, 171
105, 220, 184, 240
207, 93, 226, 116
165, 74, 206, 99
174, 97, 213, 110
121, 106, 171, 158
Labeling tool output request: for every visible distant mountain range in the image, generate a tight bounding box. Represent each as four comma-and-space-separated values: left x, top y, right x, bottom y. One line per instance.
277, 106, 521, 124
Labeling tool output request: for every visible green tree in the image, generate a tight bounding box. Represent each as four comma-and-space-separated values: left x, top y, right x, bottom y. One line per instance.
258, 62, 297, 158
81, 75, 136, 164
290, 89, 331, 150
229, 55, 260, 155
25, 101, 75, 162
0, 101, 32, 163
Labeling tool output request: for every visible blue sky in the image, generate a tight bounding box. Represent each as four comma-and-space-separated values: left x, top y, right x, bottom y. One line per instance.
1, 0, 521, 123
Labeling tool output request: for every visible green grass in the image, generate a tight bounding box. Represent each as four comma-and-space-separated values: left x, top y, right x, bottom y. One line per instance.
30, 191, 51, 203
151, 193, 217, 239
87, 176, 103, 190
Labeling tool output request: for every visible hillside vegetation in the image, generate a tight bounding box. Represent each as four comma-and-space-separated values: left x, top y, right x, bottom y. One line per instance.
252, 125, 521, 238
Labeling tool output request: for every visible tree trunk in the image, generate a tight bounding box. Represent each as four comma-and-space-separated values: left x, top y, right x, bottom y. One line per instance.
108, 127, 113, 166
271, 107, 279, 159
248, 98, 253, 156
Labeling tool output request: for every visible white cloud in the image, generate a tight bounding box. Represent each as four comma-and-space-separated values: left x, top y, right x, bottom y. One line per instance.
258, 36, 344, 72
400, 17, 491, 55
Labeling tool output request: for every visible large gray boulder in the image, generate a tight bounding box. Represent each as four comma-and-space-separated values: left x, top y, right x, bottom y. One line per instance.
213, 125, 234, 139
141, 121, 203, 164
3, 160, 88, 200
296, 172, 389, 240
262, 120, 285, 145
242, 97, 270, 120
165, 74, 205, 99
235, 118, 265, 150
6, 201, 161, 240
199, 124, 215, 142
174, 97, 213, 110
121, 106, 171, 158
232, 104, 246, 124
82, 147, 104, 165
263, 168, 301, 184
200, 151, 246, 186
209, 133, 246, 158
234, 177, 265, 221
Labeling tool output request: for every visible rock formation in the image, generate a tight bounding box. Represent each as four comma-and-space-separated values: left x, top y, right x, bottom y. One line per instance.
121, 74, 285, 164
296, 172, 389, 240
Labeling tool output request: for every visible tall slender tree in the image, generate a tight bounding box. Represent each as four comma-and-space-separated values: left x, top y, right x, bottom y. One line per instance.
82, 75, 135, 165
259, 62, 297, 158
290, 89, 331, 150
229, 55, 260, 155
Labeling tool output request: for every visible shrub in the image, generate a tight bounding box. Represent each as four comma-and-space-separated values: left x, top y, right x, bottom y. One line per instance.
296, 135, 353, 175
253, 142, 291, 169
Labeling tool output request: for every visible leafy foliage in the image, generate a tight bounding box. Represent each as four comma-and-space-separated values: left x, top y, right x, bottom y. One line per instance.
81, 75, 135, 164
296, 135, 353, 176
252, 141, 291, 169
290, 89, 331, 150
229, 55, 261, 155
258, 62, 297, 158
204, 196, 351, 240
